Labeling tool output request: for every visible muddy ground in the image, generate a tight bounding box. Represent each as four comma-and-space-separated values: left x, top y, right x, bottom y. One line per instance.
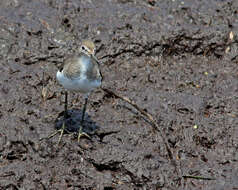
0, 0, 238, 189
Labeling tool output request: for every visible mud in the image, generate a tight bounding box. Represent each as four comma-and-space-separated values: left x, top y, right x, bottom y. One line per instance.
0, 0, 238, 189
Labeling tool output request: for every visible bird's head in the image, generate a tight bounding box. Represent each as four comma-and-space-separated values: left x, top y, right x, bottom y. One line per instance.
80, 40, 96, 56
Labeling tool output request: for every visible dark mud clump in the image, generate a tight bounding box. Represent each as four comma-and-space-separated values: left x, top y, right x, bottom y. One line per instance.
0, 0, 238, 189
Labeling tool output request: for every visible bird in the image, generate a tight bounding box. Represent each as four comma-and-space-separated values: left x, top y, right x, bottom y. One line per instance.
47, 40, 102, 145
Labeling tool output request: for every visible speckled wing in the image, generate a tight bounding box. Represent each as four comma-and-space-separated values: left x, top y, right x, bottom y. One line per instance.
62, 55, 82, 79
62, 52, 102, 82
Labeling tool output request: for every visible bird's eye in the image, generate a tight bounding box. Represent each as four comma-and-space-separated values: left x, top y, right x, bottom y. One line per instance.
82, 46, 85, 50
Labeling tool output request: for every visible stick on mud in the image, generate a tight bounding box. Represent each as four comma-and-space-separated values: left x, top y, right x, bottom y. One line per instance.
101, 87, 178, 172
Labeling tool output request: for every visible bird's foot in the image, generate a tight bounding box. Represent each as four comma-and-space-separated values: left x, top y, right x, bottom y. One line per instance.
40, 122, 68, 146
77, 126, 91, 142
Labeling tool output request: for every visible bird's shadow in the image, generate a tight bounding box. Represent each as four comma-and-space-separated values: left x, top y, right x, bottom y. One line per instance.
54, 108, 100, 135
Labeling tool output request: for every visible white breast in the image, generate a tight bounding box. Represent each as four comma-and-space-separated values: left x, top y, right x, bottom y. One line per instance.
56, 70, 101, 93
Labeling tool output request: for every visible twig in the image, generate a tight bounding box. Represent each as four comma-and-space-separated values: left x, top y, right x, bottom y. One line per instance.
183, 175, 216, 180
101, 87, 178, 173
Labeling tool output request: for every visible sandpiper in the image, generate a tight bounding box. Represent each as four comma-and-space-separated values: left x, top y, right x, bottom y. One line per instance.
48, 40, 102, 144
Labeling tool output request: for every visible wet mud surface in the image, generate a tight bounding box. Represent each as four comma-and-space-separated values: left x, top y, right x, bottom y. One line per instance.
0, 0, 238, 189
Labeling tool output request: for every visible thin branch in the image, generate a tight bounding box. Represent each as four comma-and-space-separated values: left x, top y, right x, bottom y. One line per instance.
183, 175, 216, 180
101, 87, 178, 174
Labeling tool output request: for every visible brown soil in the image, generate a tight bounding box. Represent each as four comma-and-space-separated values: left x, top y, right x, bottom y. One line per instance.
0, 0, 238, 189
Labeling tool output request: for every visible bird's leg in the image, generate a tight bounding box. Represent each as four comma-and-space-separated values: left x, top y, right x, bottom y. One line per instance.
56, 91, 68, 145
64, 91, 68, 118
78, 95, 90, 142
81, 96, 87, 125
40, 91, 69, 145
